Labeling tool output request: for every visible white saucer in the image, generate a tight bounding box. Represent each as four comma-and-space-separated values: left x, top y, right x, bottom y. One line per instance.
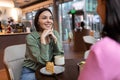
40, 66, 65, 75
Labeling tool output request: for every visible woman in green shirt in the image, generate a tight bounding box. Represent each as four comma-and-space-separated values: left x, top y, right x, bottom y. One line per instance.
20, 8, 64, 80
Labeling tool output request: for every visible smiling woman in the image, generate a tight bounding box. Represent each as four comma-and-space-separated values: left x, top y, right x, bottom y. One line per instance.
20, 8, 64, 80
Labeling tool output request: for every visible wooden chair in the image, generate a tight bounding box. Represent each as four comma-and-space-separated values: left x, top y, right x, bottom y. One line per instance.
4, 44, 26, 80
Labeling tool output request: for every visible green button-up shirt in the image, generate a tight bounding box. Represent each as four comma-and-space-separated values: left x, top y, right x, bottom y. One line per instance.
23, 30, 64, 70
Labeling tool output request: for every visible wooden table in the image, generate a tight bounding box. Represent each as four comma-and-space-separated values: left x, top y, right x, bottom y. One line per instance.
35, 59, 82, 80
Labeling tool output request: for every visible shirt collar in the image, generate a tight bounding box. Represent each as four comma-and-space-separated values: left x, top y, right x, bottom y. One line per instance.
31, 31, 40, 39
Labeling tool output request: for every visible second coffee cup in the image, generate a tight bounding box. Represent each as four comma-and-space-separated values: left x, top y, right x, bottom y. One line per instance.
54, 55, 65, 65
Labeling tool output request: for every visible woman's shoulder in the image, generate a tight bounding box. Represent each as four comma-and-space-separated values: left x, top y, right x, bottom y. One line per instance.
91, 37, 120, 52
53, 30, 58, 33
53, 30, 59, 35
27, 31, 37, 36
94, 37, 119, 45
26, 31, 39, 39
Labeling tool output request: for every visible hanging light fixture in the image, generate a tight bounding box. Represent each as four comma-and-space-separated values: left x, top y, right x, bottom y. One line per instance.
0, 0, 14, 8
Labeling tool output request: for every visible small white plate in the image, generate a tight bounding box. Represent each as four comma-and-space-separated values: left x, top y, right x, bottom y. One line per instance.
40, 66, 65, 75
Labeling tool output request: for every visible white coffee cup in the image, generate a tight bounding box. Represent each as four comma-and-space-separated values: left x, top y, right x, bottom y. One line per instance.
54, 55, 65, 65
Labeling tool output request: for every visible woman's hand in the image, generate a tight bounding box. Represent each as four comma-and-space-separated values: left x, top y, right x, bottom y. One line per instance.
41, 30, 51, 38
49, 31, 57, 43
41, 30, 57, 44
41, 30, 51, 44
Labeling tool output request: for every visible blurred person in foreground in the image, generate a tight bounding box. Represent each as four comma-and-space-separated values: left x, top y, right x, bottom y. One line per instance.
78, 0, 120, 80
20, 8, 64, 80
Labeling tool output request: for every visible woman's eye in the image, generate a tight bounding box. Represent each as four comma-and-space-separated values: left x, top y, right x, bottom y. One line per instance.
50, 17, 54, 20
40, 16, 53, 20
42, 17, 47, 19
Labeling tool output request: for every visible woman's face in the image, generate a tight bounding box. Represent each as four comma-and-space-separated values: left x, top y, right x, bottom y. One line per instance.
38, 11, 53, 30
97, 0, 106, 24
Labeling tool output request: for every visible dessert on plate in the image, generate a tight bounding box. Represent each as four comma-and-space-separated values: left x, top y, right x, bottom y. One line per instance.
46, 62, 54, 73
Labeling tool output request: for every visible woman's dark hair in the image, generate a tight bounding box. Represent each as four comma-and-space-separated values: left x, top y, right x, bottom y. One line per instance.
34, 8, 53, 32
102, 0, 120, 42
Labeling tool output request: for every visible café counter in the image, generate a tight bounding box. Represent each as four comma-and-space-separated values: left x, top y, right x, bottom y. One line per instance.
0, 32, 30, 69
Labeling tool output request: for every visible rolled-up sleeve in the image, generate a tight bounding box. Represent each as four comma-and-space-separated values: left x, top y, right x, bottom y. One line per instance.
53, 30, 64, 55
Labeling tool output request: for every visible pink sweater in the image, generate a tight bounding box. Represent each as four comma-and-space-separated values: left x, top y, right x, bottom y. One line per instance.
78, 37, 120, 80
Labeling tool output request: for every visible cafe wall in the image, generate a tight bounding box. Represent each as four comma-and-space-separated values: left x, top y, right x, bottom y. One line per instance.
0, 7, 22, 22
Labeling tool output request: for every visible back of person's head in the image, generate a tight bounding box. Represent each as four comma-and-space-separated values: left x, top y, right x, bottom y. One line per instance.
81, 21, 85, 28
102, 0, 120, 42
34, 8, 53, 32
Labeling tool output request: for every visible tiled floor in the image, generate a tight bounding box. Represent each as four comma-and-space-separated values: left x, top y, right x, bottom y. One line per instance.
0, 42, 85, 80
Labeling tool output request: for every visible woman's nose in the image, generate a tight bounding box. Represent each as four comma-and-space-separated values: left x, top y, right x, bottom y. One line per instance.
47, 18, 51, 22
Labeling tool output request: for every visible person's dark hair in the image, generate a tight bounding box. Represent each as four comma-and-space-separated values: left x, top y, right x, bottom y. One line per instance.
0, 21, 2, 30
102, 0, 120, 43
81, 21, 85, 28
34, 8, 53, 32
8, 21, 10, 24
